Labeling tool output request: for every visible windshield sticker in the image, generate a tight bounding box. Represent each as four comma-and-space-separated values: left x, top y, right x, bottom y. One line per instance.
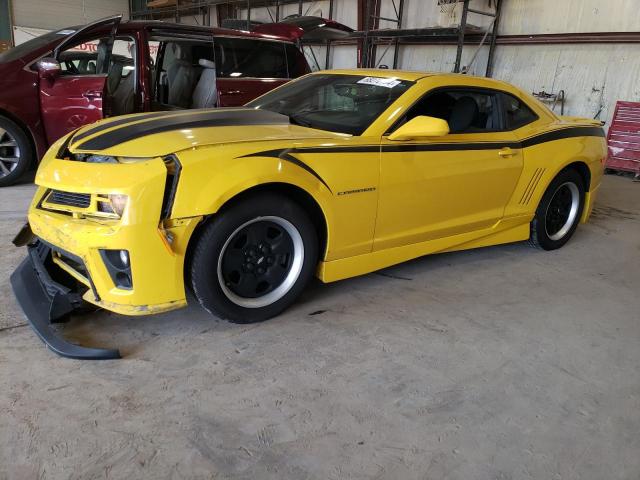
56, 29, 76, 35
357, 77, 401, 88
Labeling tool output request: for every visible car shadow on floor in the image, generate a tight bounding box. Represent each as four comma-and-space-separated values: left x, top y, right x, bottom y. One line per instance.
58, 239, 541, 358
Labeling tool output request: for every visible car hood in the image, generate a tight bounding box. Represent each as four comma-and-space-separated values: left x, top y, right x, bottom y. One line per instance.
67, 108, 347, 157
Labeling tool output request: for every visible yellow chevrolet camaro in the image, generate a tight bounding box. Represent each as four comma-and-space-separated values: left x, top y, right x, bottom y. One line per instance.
12, 69, 606, 358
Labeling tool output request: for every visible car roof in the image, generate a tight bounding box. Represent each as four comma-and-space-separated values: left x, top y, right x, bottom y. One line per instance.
318, 69, 519, 90
320, 69, 433, 81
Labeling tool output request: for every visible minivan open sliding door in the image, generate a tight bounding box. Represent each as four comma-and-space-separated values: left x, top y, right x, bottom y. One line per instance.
38, 15, 121, 144
148, 28, 216, 111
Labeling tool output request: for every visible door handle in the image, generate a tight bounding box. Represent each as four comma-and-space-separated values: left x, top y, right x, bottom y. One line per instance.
222, 90, 242, 95
83, 90, 103, 100
498, 147, 516, 157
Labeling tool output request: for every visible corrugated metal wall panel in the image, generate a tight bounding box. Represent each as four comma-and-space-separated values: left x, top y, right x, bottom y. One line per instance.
238, 0, 356, 27
391, 42, 640, 127
392, 44, 489, 76
493, 43, 640, 126
13, 0, 129, 30
500, 0, 640, 35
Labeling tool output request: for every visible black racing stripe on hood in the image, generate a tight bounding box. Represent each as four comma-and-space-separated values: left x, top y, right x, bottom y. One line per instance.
240, 149, 332, 193
75, 109, 290, 151
70, 111, 172, 144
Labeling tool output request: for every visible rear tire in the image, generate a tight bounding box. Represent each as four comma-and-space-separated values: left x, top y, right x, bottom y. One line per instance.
0, 116, 34, 187
529, 169, 585, 250
190, 193, 318, 323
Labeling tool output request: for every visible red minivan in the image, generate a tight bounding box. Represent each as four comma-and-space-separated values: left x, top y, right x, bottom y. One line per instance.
0, 16, 318, 186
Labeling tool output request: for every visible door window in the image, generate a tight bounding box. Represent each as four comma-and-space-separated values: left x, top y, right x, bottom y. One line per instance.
400, 88, 502, 133
56, 37, 110, 75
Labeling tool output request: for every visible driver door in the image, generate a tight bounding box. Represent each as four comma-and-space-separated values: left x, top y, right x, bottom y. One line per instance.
374, 87, 524, 251
38, 16, 121, 144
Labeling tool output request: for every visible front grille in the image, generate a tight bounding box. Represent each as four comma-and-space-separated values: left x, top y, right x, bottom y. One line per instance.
47, 190, 91, 208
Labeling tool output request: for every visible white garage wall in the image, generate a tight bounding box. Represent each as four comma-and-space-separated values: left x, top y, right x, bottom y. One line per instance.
12, 0, 129, 31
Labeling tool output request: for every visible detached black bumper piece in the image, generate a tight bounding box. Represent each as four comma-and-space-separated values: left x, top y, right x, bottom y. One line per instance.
10, 242, 121, 360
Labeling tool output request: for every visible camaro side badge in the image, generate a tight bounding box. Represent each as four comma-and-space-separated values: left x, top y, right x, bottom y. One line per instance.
337, 187, 376, 196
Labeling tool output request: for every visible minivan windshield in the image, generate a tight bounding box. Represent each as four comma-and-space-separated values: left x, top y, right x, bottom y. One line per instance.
0, 29, 75, 63
247, 74, 413, 135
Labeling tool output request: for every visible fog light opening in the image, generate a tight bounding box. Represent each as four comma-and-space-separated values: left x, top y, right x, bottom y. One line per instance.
99, 249, 133, 290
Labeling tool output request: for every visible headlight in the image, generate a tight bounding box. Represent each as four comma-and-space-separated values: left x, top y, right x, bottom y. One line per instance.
97, 193, 128, 217
109, 194, 128, 217
86, 155, 118, 164
83, 155, 153, 164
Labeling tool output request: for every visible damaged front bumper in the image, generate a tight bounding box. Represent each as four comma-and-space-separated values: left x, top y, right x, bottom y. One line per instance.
10, 235, 121, 360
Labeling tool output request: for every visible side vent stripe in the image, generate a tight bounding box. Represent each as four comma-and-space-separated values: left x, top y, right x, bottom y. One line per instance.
519, 168, 540, 205
520, 168, 545, 205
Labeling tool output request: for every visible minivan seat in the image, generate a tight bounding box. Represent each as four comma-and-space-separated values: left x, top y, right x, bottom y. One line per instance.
192, 59, 217, 109
167, 43, 195, 108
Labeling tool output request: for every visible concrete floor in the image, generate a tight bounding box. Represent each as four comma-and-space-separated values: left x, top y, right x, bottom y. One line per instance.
0, 175, 639, 480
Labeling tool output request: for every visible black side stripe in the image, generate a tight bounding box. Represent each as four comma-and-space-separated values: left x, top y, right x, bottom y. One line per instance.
238, 126, 604, 194
519, 126, 605, 147
241, 149, 333, 193
70, 111, 172, 144
75, 109, 290, 151
242, 126, 604, 158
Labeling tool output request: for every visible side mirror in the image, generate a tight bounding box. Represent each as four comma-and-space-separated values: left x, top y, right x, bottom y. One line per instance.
36, 57, 61, 82
388, 115, 450, 141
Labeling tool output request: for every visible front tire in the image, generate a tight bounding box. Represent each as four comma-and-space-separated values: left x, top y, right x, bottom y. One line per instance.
190, 193, 318, 323
529, 169, 585, 250
0, 116, 34, 187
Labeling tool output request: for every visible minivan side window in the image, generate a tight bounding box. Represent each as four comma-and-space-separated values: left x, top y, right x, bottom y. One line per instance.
284, 43, 306, 78
215, 37, 288, 79
501, 93, 538, 130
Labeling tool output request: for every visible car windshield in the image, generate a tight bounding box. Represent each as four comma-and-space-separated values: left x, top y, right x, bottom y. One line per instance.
247, 74, 414, 135
0, 29, 75, 63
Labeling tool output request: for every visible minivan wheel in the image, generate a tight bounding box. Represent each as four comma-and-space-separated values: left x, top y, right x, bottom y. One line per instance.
0, 116, 33, 187
529, 169, 585, 250
190, 193, 318, 323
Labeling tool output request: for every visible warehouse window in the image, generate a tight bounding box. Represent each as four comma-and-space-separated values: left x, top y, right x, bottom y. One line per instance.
501, 93, 538, 130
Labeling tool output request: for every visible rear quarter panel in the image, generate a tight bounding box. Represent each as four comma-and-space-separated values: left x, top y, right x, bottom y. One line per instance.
504, 122, 606, 221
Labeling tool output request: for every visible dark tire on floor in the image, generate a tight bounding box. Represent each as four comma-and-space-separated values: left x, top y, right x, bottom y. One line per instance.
529, 168, 585, 251
0, 116, 34, 187
189, 193, 319, 324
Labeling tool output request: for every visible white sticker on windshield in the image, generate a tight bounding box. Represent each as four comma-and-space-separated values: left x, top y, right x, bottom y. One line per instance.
357, 77, 401, 88
56, 29, 76, 35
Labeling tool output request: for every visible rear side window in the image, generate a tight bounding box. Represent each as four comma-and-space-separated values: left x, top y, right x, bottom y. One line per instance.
502, 93, 538, 130
215, 37, 288, 79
